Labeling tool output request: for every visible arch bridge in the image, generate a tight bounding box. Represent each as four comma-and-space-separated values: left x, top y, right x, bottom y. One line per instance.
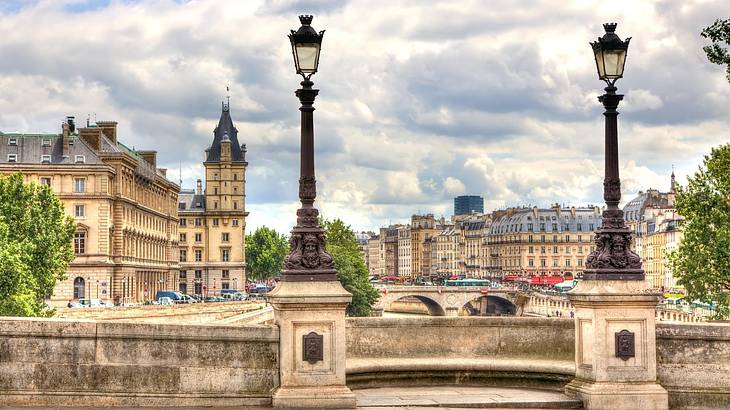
372, 286, 525, 316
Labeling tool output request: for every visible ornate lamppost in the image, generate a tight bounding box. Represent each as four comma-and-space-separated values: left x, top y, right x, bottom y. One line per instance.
281, 15, 337, 282
583, 23, 643, 281
565, 24, 668, 409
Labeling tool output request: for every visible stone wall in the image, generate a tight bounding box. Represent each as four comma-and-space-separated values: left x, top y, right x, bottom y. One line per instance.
0, 317, 278, 407
345, 316, 575, 389
657, 323, 730, 409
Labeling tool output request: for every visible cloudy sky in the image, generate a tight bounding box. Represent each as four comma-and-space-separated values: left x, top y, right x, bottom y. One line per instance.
0, 0, 728, 233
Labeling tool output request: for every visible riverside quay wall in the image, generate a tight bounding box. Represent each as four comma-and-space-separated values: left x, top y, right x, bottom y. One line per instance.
0, 317, 278, 407
0, 316, 728, 408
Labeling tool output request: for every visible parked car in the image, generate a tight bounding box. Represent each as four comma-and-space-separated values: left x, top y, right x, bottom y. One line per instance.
221, 292, 246, 301
156, 297, 174, 306
205, 296, 225, 303
180, 294, 198, 303
71, 298, 109, 308
155, 290, 185, 303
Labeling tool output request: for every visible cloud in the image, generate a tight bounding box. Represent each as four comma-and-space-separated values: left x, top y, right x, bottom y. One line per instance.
0, 0, 728, 235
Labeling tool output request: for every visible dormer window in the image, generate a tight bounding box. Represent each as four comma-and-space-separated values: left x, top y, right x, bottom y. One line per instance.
42, 139, 51, 147
7, 154, 17, 162
8, 138, 17, 146
41, 155, 51, 163
75, 155, 85, 164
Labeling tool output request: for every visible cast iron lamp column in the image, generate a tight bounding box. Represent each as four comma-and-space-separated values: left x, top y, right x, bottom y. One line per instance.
281, 15, 337, 282
584, 23, 643, 281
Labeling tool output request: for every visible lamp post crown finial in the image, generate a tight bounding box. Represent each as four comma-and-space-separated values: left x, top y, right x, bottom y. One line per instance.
299, 15, 313, 25
603, 22, 618, 33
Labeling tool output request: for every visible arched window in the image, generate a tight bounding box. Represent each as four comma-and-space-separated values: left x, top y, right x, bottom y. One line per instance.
73, 277, 85, 299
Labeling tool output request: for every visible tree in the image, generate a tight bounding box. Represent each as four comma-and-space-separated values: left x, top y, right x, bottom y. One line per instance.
322, 218, 379, 317
702, 19, 730, 83
0, 173, 75, 316
245, 226, 288, 282
669, 144, 730, 319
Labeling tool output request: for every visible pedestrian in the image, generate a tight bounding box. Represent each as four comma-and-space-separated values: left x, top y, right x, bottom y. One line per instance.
67, 299, 73, 308
570, 310, 575, 318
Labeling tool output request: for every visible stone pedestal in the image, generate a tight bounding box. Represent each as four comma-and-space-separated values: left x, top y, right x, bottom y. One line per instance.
269, 280, 357, 409
565, 280, 668, 410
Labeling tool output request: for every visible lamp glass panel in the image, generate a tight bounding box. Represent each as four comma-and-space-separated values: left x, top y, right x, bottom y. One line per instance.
603, 50, 625, 78
295, 43, 320, 73
594, 50, 606, 79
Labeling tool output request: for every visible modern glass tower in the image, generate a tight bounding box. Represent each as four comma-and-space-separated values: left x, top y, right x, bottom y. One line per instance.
454, 195, 484, 216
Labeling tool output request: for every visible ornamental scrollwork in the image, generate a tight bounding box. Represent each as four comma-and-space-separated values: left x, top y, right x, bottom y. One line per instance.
284, 231, 334, 270
586, 231, 641, 270
603, 177, 622, 203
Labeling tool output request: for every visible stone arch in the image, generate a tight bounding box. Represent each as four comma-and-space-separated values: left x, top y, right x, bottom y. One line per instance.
386, 294, 447, 316
461, 295, 517, 316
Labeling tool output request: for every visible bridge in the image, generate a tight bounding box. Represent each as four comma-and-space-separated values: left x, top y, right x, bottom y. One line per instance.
372, 286, 526, 316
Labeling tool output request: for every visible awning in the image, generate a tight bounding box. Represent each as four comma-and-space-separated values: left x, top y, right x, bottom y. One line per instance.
530, 276, 564, 285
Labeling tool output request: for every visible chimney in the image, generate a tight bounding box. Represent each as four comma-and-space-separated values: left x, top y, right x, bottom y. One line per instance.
196, 179, 202, 195
62, 121, 70, 157
138, 150, 157, 169
158, 168, 167, 178
78, 126, 103, 152
96, 121, 118, 144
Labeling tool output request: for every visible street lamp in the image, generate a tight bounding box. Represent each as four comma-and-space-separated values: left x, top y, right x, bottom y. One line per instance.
584, 23, 643, 281
282, 15, 337, 282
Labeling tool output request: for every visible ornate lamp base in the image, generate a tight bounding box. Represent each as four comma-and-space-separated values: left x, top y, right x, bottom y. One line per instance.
584, 209, 644, 281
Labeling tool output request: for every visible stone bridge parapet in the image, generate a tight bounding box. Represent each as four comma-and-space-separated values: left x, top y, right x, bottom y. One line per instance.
372, 286, 522, 316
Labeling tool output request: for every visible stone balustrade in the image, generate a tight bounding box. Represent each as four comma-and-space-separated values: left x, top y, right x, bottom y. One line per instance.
0, 317, 279, 407
345, 316, 576, 390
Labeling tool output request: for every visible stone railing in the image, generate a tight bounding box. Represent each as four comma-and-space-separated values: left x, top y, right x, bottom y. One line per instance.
54, 300, 267, 324
345, 316, 575, 390
0, 317, 279, 407
656, 323, 730, 409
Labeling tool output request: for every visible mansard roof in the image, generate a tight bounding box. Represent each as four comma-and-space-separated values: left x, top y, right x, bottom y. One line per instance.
205, 102, 246, 163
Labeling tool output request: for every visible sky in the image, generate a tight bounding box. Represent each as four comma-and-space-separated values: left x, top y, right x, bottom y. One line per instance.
0, 0, 728, 234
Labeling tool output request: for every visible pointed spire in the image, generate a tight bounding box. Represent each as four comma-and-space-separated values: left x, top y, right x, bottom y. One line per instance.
670, 165, 676, 193
206, 100, 244, 163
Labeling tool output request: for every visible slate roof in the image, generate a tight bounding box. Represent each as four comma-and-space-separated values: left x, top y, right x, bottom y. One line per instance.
178, 189, 206, 212
205, 102, 246, 163
490, 207, 602, 235
0, 133, 102, 165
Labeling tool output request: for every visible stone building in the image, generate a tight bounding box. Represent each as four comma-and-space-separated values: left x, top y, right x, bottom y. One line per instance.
366, 234, 382, 276
459, 216, 490, 278
410, 214, 439, 277
178, 102, 247, 296
629, 208, 684, 290
0, 117, 180, 306
487, 205, 602, 281
382, 226, 400, 277
432, 225, 460, 278
397, 225, 412, 277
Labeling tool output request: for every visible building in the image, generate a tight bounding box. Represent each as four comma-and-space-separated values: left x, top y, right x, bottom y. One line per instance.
355, 231, 373, 269
460, 216, 490, 278
0, 117, 180, 306
382, 226, 400, 277
411, 214, 439, 277
487, 205, 602, 281
366, 234, 382, 276
178, 102, 247, 296
623, 172, 676, 222
432, 225, 460, 278
397, 225, 412, 277
454, 195, 484, 216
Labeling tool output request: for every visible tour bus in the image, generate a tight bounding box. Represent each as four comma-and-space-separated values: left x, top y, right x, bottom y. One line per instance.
444, 278, 491, 287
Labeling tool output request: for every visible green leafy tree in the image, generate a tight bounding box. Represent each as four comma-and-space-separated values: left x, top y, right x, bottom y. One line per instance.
322, 218, 379, 316
245, 226, 288, 282
0, 173, 75, 316
702, 18, 730, 83
669, 145, 730, 319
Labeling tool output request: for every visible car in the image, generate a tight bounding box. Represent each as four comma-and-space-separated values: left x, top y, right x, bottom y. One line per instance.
72, 298, 109, 308
221, 292, 246, 301
180, 294, 197, 303
156, 297, 174, 306
205, 296, 225, 303
155, 290, 185, 303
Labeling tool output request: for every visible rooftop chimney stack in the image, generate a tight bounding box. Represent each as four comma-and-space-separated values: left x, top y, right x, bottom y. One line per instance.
196, 179, 203, 195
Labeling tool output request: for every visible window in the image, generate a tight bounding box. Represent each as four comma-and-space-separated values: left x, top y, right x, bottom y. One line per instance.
528, 246, 533, 254
179, 283, 187, 294
180, 218, 187, 227
589, 224, 594, 231
541, 235, 545, 243
7, 154, 17, 162
222, 282, 230, 290
221, 249, 229, 262
553, 246, 558, 253
222, 269, 229, 279
194, 282, 202, 295
40, 154, 51, 163
195, 249, 202, 262
214, 187, 218, 195
578, 259, 583, 267
566, 259, 571, 267
74, 178, 86, 193
73, 277, 85, 299
527, 223, 533, 231
553, 235, 557, 242
528, 235, 533, 243
42, 139, 51, 146
541, 259, 547, 267
577, 224, 583, 232
222, 232, 229, 242
179, 233, 186, 242
565, 235, 570, 242
8, 138, 17, 146
541, 246, 546, 254
553, 259, 559, 267
74, 205, 85, 218
193, 270, 202, 280
179, 249, 187, 262
540, 223, 545, 231
552, 223, 557, 231
578, 235, 583, 243
214, 202, 218, 209
232, 219, 239, 227
179, 270, 187, 279
195, 233, 202, 242
74, 232, 86, 254
40, 177, 51, 186
75, 155, 85, 164
195, 218, 202, 226
233, 201, 238, 209
213, 218, 219, 226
